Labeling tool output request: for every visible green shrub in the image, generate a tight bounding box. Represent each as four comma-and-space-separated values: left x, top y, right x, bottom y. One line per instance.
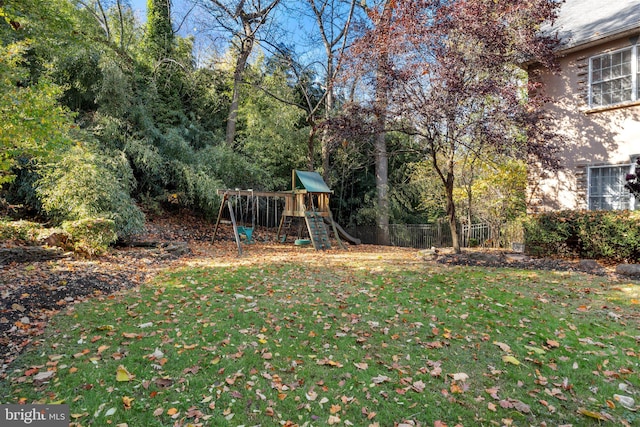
38, 144, 145, 238
62, 218, 117, 256
0, 219, 44, 242
523, 212, 575, 258
575, 210, 640, 261
524, 210, 640, 262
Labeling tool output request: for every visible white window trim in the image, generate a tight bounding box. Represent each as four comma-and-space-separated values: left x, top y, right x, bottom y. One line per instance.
588, 45, 638, 109
586, 163, 636, 211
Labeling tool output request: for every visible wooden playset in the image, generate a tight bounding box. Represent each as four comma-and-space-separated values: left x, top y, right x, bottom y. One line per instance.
213, 170, 359, 254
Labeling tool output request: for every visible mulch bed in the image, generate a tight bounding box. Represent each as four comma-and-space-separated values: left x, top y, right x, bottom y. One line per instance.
0, 212, 209, 378
435, 251, 611, 276
0, 244, 194, 378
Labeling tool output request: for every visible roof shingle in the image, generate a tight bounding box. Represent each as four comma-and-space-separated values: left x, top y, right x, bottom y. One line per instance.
549, 0, 640, 51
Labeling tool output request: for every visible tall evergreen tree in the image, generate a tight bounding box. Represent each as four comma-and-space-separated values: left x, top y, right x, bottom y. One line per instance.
146, 0, 174, 60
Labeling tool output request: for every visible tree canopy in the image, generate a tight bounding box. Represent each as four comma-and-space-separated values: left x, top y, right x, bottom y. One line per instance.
1, 0, 563, 249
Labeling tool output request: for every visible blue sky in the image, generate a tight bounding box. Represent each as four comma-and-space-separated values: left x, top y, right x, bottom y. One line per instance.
129, 0, 146, 14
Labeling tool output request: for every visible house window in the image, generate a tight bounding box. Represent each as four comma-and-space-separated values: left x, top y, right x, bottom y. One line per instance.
589, 46, 637, 108
587, 165, 635, 210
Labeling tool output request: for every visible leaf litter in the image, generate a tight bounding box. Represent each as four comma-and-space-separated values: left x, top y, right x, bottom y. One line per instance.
1, 212, 639, 426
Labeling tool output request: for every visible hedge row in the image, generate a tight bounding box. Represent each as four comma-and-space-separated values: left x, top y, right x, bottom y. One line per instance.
523, 210, 640, 262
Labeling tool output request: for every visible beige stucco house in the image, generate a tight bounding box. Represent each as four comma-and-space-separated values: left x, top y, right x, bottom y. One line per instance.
528, 0, 640, 212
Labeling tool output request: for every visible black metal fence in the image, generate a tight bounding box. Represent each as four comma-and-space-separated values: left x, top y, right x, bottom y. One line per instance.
347, 222, 522, 250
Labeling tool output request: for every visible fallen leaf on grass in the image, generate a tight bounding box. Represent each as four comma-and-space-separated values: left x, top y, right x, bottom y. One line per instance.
24, 367, 39, 376
371, 374, 390, 384
578, 408, 610, 421
122, 396, 134, 410
122, 332, 143, 339
32, 370, 55, 384
317, 357, 343, 368
116, 365, 134, 382
412, 380, 426, 393
524, 345, 546, 355
451, 372, 469, 382
328, 415, 341, 425
493, 341, 511, 353
450, 383, 464, 394
73, 349, 90, 358
502, 355, 521, 366
424, 340, 445, 349
546, 339, 560, 348
70, 412, 88, 419
513, 400, 531, 414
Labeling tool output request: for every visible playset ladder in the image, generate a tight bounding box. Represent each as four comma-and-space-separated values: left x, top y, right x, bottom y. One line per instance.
304, 211, 331, 250
277, 216, 293, 242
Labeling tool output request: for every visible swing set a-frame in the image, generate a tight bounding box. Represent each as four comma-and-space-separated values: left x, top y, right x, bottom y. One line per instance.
213, 170, 359, 255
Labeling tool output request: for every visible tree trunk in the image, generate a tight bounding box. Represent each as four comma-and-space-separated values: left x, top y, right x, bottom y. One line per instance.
375, 131, 389, 245
321, 55, 334, 182
226, 36, 253, 146
307, 125, 316, 171
444, 170, 461, 253
372, 0, 393, 246
466, 187, 472, 247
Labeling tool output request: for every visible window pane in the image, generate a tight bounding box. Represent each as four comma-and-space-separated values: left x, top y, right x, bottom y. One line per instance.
589, 165, 632, 210
613, 64, 621, 78
612, 91, 621, 103
590, 48, 633, 107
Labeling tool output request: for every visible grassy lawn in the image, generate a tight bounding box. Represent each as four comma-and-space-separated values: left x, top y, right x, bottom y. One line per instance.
1, 248, 639, 426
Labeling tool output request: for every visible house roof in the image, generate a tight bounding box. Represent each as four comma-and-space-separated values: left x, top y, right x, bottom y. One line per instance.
293, 170, 332, 193
549, 0, 640, 52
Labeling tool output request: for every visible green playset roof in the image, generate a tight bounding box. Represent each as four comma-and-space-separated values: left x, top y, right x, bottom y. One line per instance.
293, 170, 332, 193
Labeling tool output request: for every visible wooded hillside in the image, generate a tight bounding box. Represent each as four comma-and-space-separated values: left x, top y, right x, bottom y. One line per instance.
0, 0, 561, 249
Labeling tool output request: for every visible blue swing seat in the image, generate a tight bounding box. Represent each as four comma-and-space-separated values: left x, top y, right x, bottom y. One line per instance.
236, 226, 255, 243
